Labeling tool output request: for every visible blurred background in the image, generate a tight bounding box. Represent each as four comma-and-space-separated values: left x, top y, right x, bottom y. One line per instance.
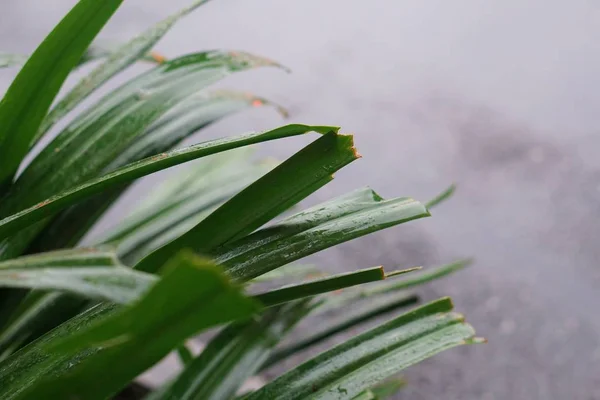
2, 1, 600, 398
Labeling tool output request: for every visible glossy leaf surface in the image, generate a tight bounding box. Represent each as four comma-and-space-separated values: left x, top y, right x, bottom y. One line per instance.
263, 293, 419, 370
246, 298, 479, 400
0, 50, 283, 260
0, 249, 125, 354
0, 248, 119, 268
0, 0, 124, 186
332, 259, 472, 305
0, 266, 154, 305
254, 266, 417, 307
0, 152, 268, 353
216, 192, 430, 281
0, 252, 259, 400
157, 301, 313, 400
135, 129, 355, 273
29, 92, 283, 254
37, 0, 212, 139
0, 256, 407, 311
0, 125, 329, 242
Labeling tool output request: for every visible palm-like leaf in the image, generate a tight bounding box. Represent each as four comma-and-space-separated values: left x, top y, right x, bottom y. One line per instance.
0, 0, 124, 186
0, 124, 334, 241
0, 1, 481, 399
37, 0, 212, 140
245, 298, 480, 400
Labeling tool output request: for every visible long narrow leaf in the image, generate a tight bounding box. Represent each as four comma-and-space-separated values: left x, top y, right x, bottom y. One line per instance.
0, 251, 260, 400
0, 257, 412, 310
106, 91, 287, 173
103, 149, 260, 245
156, 301, 313, 400
115, 164, 274, 264
28, 92, 282, 253
362, 259, 471, 294
0, 267, 155, 305
0, 125, 332, 241
0, 0, 124, 186
0, 248, 120, 330
3, 49, 276, 262
136, 130, 358, 273
326, 259, 472, 307
246, 298, 481, 400
77, 42, 166, 66
0, 153, 271, 350
217, 195, 430, 281
0, 248, 120, 269
215, 187, 392, 267
262, 293, 419, 370
0, 292, 86, 359
6, 51, 282, 215
254, 266, 418, 307
37, 0, 213, 141
0, 44, 163, 70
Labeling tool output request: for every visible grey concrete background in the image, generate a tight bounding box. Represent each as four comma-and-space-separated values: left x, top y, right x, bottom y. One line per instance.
2, 1, 600, 399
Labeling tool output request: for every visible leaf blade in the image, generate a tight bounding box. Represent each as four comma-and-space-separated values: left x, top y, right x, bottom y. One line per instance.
0, 267, 155, 305
36, 0, 213, 141
157, 301, 312, 400
0, 0, 124, 185
262, 293, 419, 370
28, 91, 281, 254
360, 259, 472, 296
246, 298, 479, 400
0, 125, 330, 240
218, 195, 430, 281
254, 266, 416, 307
0, 251, 260, 400
135, 129, 357, 273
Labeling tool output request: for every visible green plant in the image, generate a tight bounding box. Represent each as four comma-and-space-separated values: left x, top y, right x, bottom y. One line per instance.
0, 1, 483, 399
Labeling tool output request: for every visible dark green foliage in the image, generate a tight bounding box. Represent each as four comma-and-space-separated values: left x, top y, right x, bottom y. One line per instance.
0, 1, 480, 399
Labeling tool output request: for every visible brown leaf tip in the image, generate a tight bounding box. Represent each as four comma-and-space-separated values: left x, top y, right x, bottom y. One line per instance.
343, 135, 361, 159
150, 52, 167, 64
353, 146, 362, 159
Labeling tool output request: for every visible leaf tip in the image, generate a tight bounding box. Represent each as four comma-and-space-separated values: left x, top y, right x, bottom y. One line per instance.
426, 183, 457, 209
384, 266, 422, 278
465, 336, 487, 345
367, 187, 385, 202
441, 296, 454, 310
228, 50, 290, 72
150, 51, 167, 64
336, 131, 361, 159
